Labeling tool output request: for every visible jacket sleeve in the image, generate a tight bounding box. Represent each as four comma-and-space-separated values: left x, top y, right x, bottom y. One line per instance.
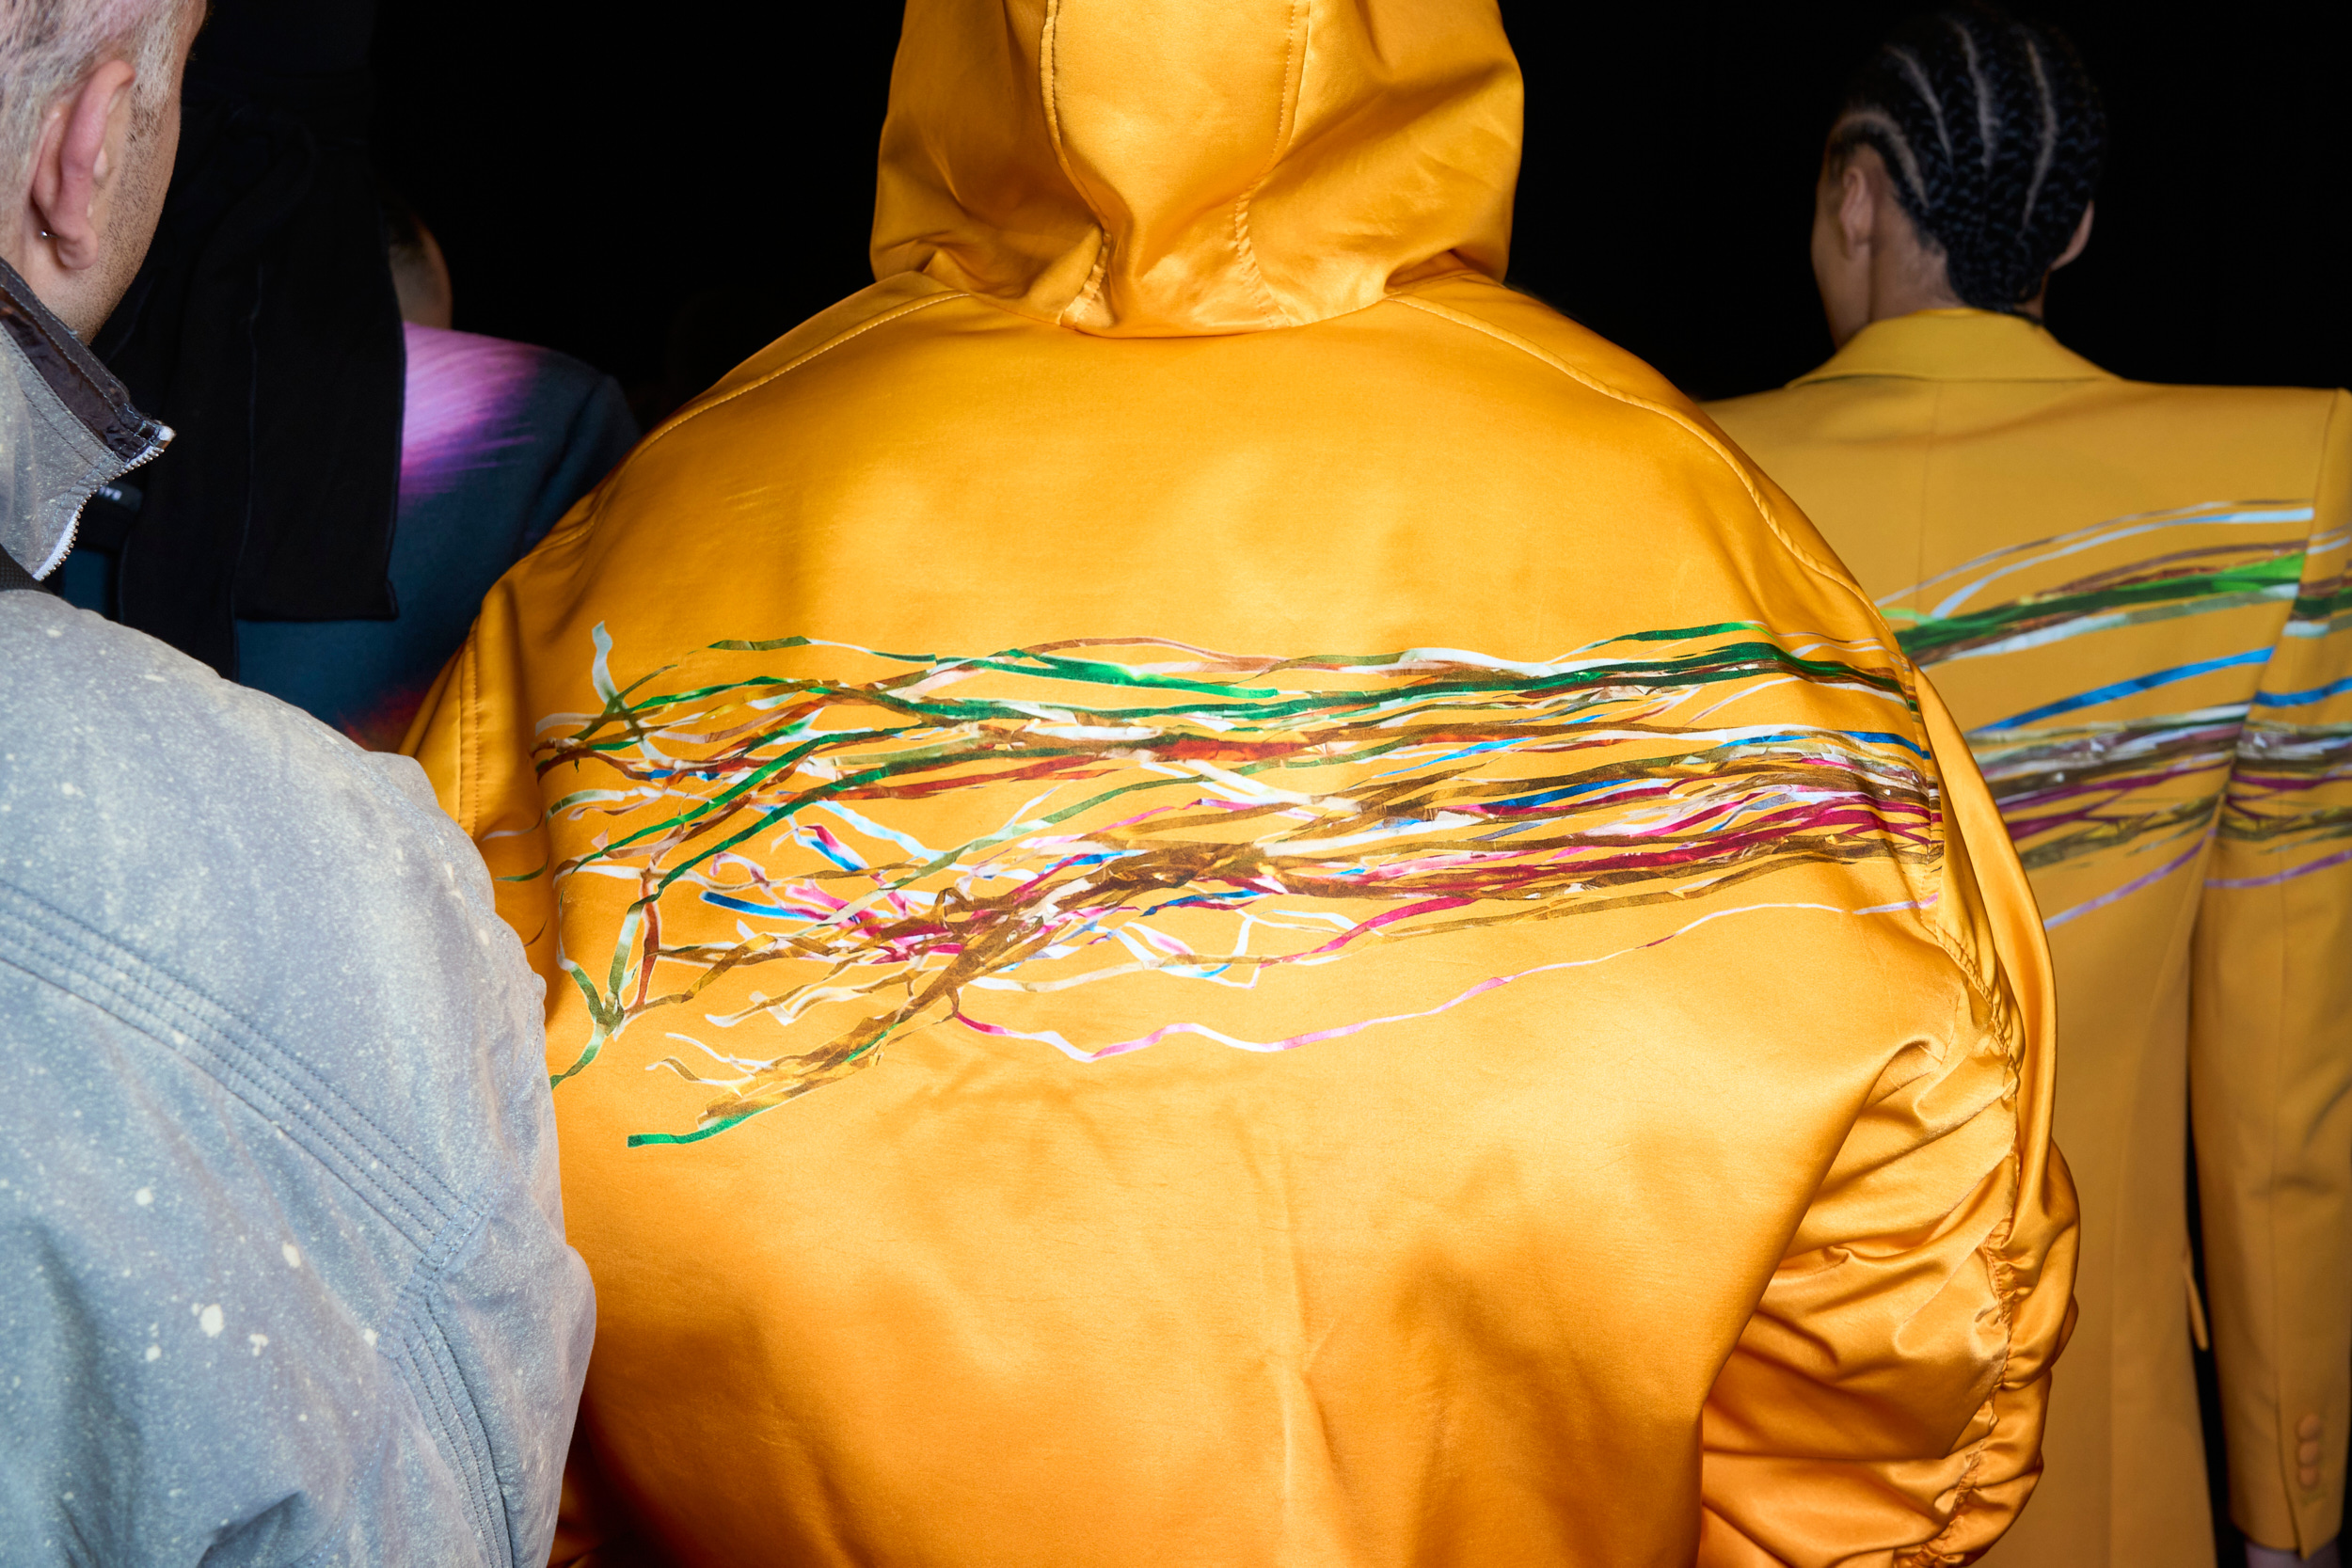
2191, 388, 2352, 1559
1699, 675, 2079, 1568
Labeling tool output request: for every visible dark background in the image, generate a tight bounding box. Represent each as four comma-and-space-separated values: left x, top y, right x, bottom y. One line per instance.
370, 2, 2348, 419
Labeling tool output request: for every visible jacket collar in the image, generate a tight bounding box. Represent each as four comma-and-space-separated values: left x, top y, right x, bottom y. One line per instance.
0, 256, 169, 585
1790, 308, 2115, 387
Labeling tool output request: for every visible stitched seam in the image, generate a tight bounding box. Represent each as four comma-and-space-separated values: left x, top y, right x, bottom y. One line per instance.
1039, 0, 1112, 324
1913, 1289, 2018, 1562
1393, 287, 1954, 921
2263, 822, 2294, 1526
0, 887, 453, 1241
2263, 431, 2344, 1544
383, 1329, 499, 1563
1910, 958, 2028, 1562
1063, 237, 1112, 325
1916, 384, 1944, 597
1389, 294, 1852, 584
1228, 0, 1308, 326
1395, 288, 1965, 924
424, 1300, 513, 1566
1398, 290, 2030, 1556
632, 293, 963, 457
378, 1188, 512, 1568
0, 926, 448, 1239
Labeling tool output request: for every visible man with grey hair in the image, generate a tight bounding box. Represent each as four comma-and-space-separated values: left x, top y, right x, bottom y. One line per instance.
0, 0, 190, 347
0, 4, 595, 1564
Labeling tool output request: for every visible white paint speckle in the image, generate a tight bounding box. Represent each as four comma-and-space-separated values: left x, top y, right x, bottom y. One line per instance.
143, 1344, 160, 1361
42, 626, 60, 638
60, 1491, 72, 1501
199, 1305, 223, 1338
59, 782, 76, 796
133, 1187, 152, 1207
247, 1334, 268, 1355
280, 1243, 301, 1269
361, 1327, 377, 1347
296, 1413, 307, 1422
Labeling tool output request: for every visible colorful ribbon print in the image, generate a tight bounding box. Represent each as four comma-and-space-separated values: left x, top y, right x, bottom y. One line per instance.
529, 626, 1938, 1143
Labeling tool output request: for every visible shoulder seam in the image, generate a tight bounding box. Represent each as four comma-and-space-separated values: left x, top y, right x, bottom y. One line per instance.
1388, 294, 1853, 587
634, 291, 967, 456
2319, 388, 2352, 499
0, 879, 459, 1243
1390, 292, 1961, 950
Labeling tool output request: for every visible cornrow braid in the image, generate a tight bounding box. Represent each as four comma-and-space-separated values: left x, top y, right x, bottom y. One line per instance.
1829, 3, 2105, 312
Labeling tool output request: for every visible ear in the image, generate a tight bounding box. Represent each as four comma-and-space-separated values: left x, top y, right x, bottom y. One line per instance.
1836, 160, 1876, 259
2051, 200, 2094, 271
25, 58, 140, 274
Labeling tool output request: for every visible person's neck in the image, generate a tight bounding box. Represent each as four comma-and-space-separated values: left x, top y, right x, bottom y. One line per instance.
1865, 251, 1964, 325
1867, 257, 2047, 328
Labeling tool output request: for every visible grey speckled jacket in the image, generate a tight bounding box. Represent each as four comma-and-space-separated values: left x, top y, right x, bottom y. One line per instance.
0, 576, 594, 1551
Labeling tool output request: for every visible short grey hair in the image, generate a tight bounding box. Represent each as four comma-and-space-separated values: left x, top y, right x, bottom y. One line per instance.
0, 0, 188, 198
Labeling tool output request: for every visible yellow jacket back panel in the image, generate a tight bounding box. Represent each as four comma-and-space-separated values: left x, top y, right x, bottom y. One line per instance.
412, 6, 2076, 1563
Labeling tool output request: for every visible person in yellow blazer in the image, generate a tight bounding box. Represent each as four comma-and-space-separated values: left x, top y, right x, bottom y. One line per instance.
407, 1, 2075, 1561
1708, 9, 2351, 1568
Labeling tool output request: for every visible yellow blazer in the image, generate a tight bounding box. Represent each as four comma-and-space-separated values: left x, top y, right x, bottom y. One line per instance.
1711, 309, 2352, 1564
411, 8, 2074, 1563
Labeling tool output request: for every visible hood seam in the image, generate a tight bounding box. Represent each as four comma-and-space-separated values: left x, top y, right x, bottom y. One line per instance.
1228, 0, 1311, 328
1039, 0, 1112, 326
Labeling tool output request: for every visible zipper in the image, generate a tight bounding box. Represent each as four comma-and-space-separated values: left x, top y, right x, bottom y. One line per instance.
56, 418, 172, 575
0, 253, 174, 578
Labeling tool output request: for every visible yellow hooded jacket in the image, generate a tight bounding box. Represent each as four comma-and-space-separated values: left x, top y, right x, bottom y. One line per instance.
1709, 310, 2352, 1565
411, 7, 2076, 1563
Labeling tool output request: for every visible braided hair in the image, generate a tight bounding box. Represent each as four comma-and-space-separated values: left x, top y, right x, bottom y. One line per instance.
1830, 4, 2105, 312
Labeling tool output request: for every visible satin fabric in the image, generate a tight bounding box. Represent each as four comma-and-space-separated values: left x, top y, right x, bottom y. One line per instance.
411, 8, 2074, 1563
869, 0, 1518, 335
1710, 309, 2352, 1564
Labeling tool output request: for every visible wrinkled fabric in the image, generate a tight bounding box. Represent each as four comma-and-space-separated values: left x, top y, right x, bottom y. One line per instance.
0, 593, 594, 1565
871, 0, 1519, 334
1710, 309, 2352, 1564
412, 6, 2074, 1565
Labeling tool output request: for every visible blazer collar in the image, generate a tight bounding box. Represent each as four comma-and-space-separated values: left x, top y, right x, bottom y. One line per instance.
1791, 308, 2115, 386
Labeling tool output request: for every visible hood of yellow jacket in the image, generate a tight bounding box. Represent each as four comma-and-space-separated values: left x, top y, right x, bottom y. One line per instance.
869, 0, 1522, 337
